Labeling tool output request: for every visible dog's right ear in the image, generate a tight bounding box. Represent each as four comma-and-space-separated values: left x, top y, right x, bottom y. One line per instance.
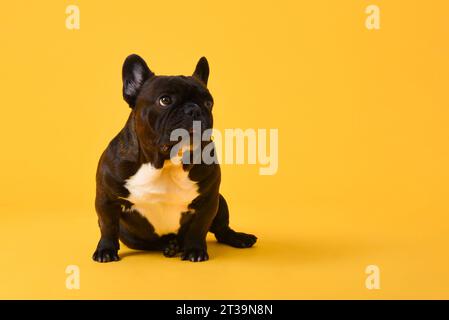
122, 54, 154, 108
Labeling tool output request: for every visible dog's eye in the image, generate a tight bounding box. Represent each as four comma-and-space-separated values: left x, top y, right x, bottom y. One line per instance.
204, 100, 213, 109
159, 95, 172, 107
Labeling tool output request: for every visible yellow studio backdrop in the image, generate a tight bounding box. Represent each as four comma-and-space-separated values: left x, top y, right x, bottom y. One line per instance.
0, 0, 448, 299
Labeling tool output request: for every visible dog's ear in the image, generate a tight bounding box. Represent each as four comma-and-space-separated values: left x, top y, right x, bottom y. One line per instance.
122, 54, 154, 108
192, 57, 209, 86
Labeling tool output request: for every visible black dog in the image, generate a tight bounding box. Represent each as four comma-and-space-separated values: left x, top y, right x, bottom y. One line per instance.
93, 54, 257, 262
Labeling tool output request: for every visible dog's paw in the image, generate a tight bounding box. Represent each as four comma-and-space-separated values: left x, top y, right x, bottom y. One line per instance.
181, 248, 209, 262
92, 248, 120, 263
163, 238, 180, 257
216, 230, 257, 248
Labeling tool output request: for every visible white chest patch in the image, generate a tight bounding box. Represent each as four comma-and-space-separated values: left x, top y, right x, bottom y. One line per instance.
123, 160, 199, 236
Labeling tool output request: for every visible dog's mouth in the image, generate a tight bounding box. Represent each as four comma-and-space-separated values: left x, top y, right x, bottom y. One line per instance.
159, 133, 205, 156
159, 143, 194, 159
157, 123, 212, 156
159, 142, 178, 154
158, 137, 192, 155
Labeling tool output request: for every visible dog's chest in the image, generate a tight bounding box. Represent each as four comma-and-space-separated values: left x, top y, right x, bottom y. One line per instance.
123, 161, 198, 236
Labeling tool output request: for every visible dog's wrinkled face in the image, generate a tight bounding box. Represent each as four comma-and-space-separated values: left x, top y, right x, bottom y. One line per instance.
137, 76, 214, 152
122, 54, 213, 155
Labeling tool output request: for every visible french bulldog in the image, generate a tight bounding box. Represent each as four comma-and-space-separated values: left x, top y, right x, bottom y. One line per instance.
93, 54, 257, 262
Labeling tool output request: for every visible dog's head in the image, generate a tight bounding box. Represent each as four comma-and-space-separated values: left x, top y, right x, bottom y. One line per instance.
122, 54, 214, 155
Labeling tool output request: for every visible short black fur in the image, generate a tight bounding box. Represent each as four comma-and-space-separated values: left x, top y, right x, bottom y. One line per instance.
93, 54, 257, 263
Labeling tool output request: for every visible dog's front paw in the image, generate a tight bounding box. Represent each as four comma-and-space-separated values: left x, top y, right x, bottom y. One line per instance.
92, 248, 120, 263
181, 248, 209, 262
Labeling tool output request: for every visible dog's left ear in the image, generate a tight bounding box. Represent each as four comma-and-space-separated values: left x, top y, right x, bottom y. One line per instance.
193, 57, 209, 86
122, 54, 154, 108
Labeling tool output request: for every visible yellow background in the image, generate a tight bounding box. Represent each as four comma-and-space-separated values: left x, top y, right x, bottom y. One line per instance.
0, 0, 448, 299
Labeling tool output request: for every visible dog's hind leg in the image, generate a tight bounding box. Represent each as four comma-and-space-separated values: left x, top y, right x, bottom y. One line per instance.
209, 194, 257, 248
120, 227, 180, 257
119, 227, 161, 251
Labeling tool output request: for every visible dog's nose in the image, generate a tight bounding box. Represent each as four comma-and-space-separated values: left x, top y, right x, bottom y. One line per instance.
184, 103, 201, 118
